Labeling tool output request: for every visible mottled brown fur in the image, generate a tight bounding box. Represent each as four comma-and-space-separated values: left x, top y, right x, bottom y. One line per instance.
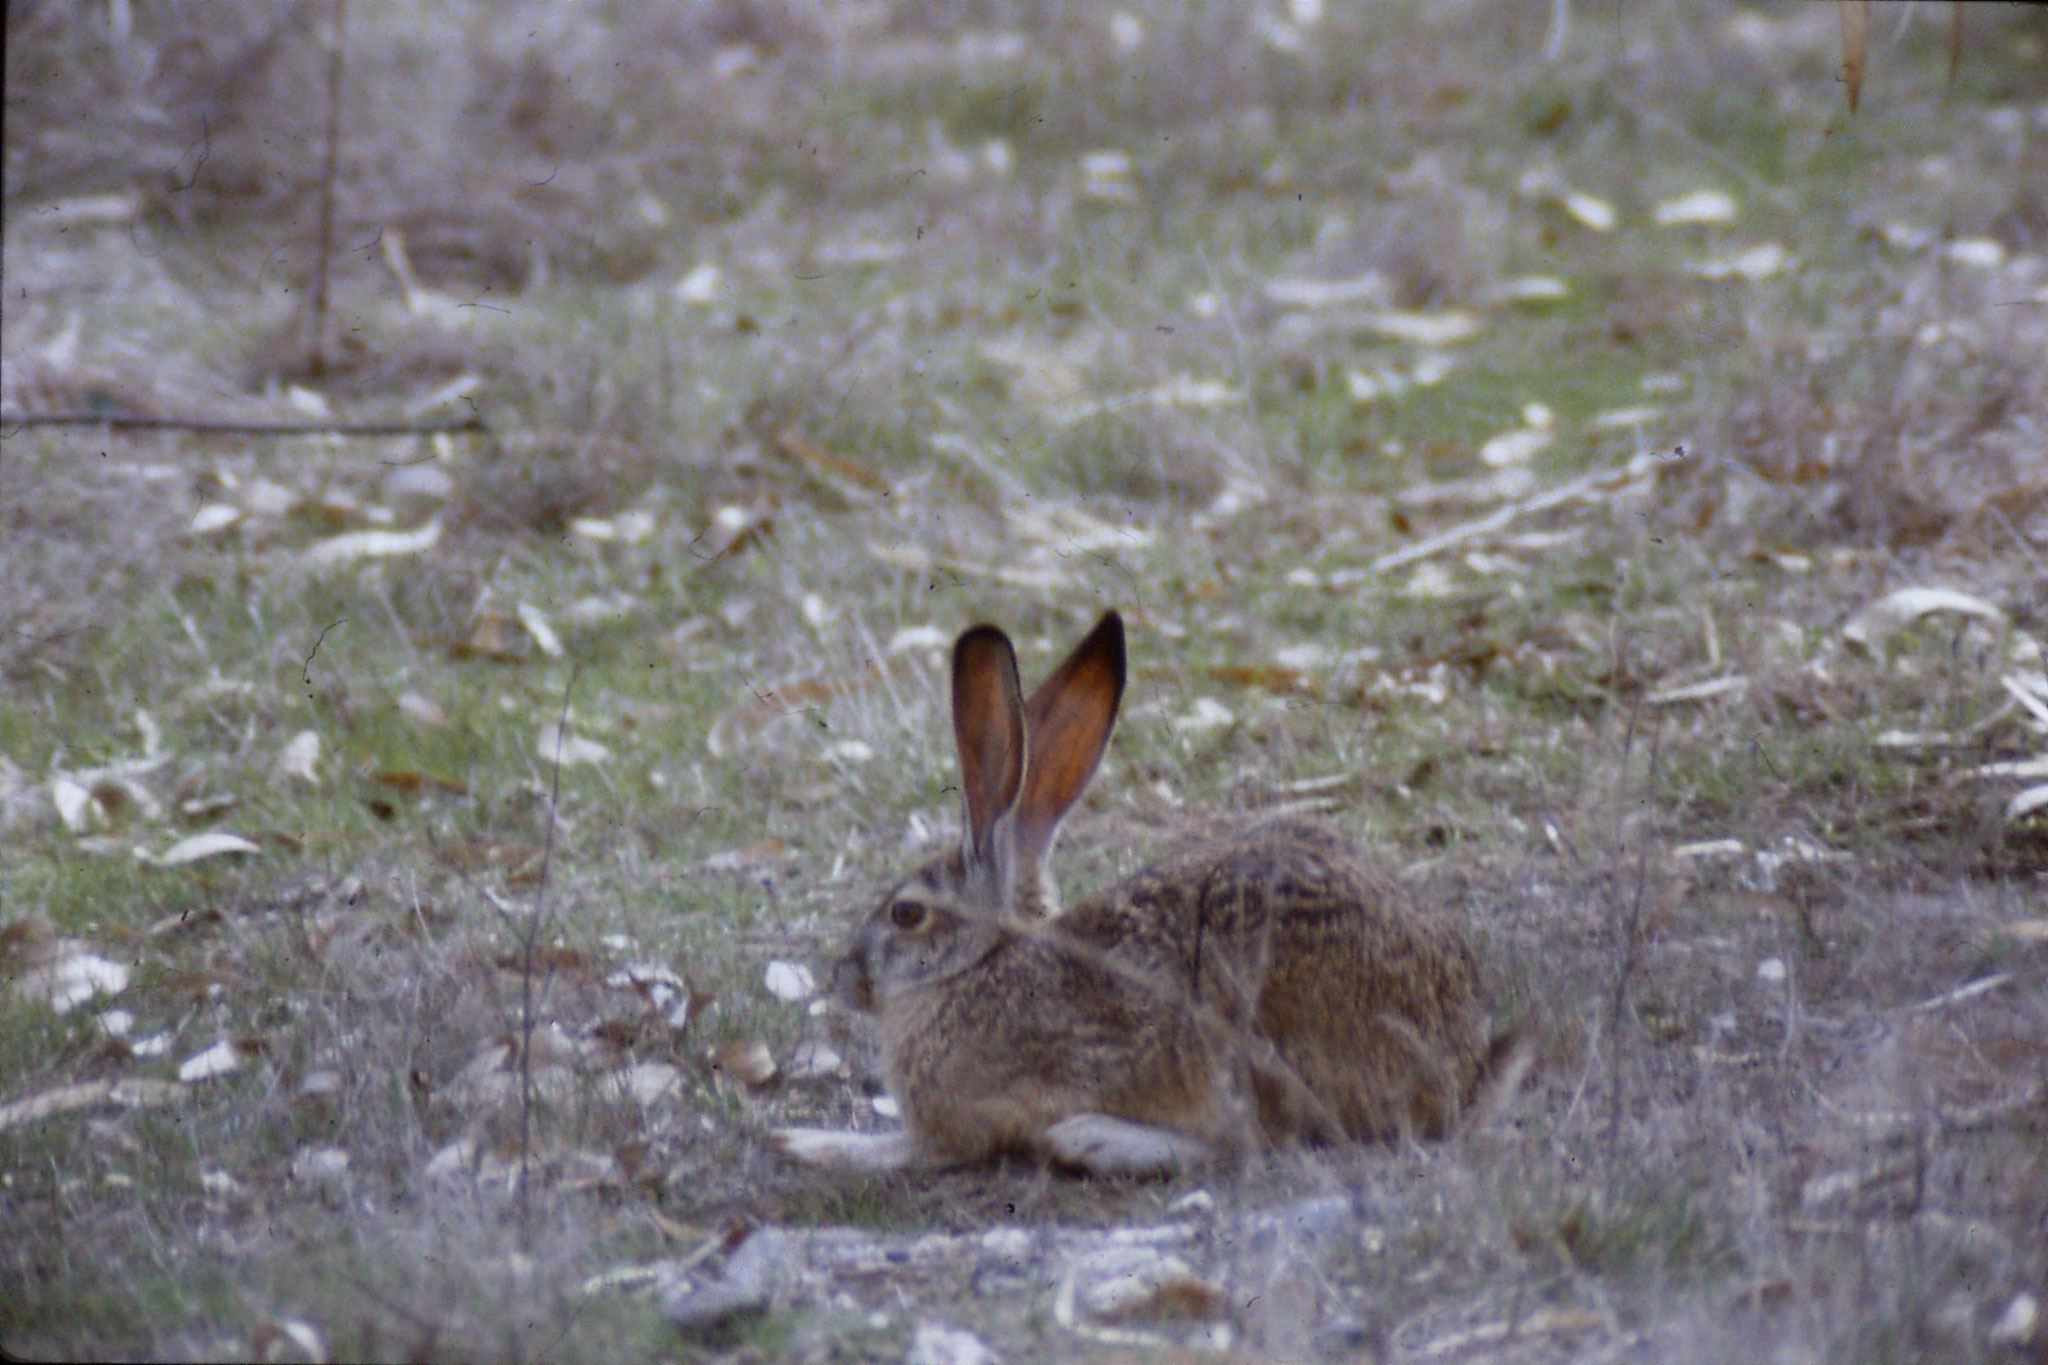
840, 820, 1494, 1164
807, 611, 1507, 1172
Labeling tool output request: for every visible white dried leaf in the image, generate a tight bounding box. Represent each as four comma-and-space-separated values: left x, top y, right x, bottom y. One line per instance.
907, 1323, 1001, 1365
1944, 238, 2006, 269
1561, 191, 1615, 231
675, 262, 723, 304
1648, 675, 1749, 705
517, 602, 564, 658
1478, 427, 1554, 468
1361, 309, 1482, 346
255, 1319, 326, 1365
290, 1145, 350, 1186
276, 730, 321, 786
1492, 274, 1569, 303
1150, 376, 1240, 408
1990, 1291, 2039, 1345
1756, 958, 1787, 984
1653, 190, 1738, 226
2006, 785, 2048, 824
1688, 244, 1793, 281
1590, 405, 1665, 430
14, 947, 129, 1013
785, 1040, 844, 1080
1670, 839, 1746, 860
284, 385, 330, 417
1273, 644, 1329, 671
397, 692, 448, 728
51, 776, 95, 832
1265, 271, 1387, 309
179, 1038, 244, 1083
764, 960, 817, 1002
888, 625, 950, 654
188, 504, 242, 536
1173, 698, 1235, 734
538, 722, 610, 767
152, 831, 261, 866
616, 1062, 684, 1106
1843, 587, 2006, 652
304, 519, 440, 566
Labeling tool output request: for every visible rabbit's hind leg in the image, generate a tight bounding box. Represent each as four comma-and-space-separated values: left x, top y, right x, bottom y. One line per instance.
1041, 1113, 1215, 1176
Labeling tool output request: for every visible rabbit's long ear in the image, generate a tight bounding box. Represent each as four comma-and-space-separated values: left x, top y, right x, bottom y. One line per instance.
1014, 610, 1126, 863
951, 624, 1027, 865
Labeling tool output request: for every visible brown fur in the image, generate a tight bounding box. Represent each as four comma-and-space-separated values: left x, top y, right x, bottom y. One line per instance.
821, 612, 1510, 1170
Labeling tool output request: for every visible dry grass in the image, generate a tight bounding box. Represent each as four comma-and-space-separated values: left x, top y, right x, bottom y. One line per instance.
4, 0, 2047, 1360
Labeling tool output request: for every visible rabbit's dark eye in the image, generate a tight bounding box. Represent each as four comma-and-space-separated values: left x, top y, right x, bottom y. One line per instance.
889, 901, 926, 932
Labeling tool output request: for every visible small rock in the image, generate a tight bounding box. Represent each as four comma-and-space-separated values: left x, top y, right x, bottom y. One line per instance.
1989, 1291, 2038, 1345
663, 1229, 788, 1335
905, 1322, 1001, 1365
1067, 1247, 1225, 1326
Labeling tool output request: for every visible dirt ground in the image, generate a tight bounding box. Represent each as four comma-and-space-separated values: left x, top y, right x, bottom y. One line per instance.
3, 2, 2046, 1361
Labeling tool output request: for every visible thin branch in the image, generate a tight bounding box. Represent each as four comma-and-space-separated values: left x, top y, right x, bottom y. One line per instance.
309, 0, 349, 377
519, 665, 579, 1245
2, 412, 486, 437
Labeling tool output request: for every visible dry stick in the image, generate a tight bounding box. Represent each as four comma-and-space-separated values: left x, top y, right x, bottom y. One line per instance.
2, 412, 486, 436
1369, 453, 1655, 575
1602, 689, 1662, 1168
308, 0, 349, 377
519, 666, 579, 1245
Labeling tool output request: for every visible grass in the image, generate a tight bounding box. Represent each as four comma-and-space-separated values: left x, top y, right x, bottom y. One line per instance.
4, 0, 2047, 1359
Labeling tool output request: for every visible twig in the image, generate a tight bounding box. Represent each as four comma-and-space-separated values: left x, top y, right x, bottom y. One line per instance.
2, 411, 486, 437
309, 0, 349, 377
1369, 453, 1655, 575
519, 665, 579, 1245
1602, 689, 1659, 1166
1904, 973, 2011, 1015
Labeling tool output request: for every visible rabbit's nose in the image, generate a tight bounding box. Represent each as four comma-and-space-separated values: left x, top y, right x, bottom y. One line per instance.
830, 954, 874, 1013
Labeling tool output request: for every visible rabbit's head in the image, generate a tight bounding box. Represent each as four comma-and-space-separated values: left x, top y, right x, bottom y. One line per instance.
831, 611, 1126, 1012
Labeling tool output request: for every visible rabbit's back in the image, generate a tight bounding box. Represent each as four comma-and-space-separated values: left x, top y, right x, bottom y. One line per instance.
1061, 820, 1493, 1141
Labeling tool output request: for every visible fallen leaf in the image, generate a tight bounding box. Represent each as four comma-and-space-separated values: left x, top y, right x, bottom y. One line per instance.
1265, 271, 1388, 309
188, 504, 241, 536
12, 943, 129, 1013
1844, 586, 2007, 652
1561, 191, 1616, 231
2006, 785, 2048, 824
151, 831, 261, 866
1478, 427, 1554, 468
179, 1038, 246, 1083
709, 1040, 777, 1089
785, 1040, 845, 1080
1648, 675, 1750, 705
1361, 309, 1482, 346
538, 722, 611, 767
763, 960, 816, 1002
304, 519, 441, 566
518, 602, 564, 658
51, 777, 94, 832
1653, 190, 1738, 226
276, 730, 321, 786
0, 1080, 116, 1134
1688, 244, 1794, 281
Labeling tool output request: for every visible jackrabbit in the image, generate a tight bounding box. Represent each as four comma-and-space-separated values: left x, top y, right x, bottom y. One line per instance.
775, 611, 1520, 1176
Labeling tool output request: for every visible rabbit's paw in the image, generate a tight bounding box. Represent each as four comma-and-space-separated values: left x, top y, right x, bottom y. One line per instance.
1043, 1114, 1213, 1177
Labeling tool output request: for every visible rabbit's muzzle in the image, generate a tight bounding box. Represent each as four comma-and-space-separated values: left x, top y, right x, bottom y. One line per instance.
830, 950, 876, 1014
